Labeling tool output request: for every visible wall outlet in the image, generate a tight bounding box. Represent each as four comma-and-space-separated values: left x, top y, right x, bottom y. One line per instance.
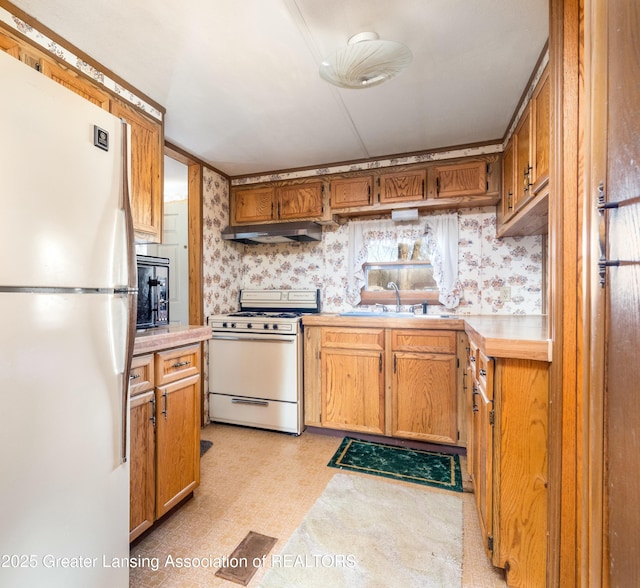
500, 286, 511, 302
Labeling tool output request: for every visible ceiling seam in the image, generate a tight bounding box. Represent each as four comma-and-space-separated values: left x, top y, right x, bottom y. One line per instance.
282, 0, 371, 159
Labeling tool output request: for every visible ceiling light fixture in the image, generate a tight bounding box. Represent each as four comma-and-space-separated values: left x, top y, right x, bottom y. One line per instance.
319, 32, 412, 89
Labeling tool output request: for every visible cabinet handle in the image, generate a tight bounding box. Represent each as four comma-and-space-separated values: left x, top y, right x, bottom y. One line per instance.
507, 191, 513, 210
470, 355, 476, 363
162, 391, 168, 419
393, 353, 397, 373
129, 373, 141, 380
421, 179, 425, 197
462, 371, 467, 391
171, 360, 191, 368
479, 368, 486, 377
379, 353, 383, 373
150, 396, 156, 427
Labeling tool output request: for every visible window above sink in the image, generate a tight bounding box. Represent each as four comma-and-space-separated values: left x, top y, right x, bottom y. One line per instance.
360, 261, 440, 306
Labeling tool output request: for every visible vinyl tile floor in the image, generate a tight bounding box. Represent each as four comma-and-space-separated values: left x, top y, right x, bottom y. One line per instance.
130, 423, 507, 588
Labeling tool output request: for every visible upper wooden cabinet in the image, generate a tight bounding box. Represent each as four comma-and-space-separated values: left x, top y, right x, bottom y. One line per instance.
433, 160, 488, 198
531, 69, 550, 194
0, 30, 20, 58
40, 59, 110, 110
231, 180, 326, 225
110, 99, 164, 243
498, 65, 550, 237
276, 181, 324, 220
330, 176, 374, 209
233, 186, 276, 224
379, 168, 427, 204
500, 140, 516, 221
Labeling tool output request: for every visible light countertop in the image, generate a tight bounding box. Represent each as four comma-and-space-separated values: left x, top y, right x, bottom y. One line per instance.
133, 325, 211, 356
303, 313, 551, 362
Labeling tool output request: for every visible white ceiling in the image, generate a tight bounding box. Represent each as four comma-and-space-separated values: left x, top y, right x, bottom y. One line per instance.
11, 0, 548, 178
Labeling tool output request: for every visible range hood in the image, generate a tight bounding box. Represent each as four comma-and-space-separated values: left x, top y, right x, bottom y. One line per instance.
221, 221, 323, 245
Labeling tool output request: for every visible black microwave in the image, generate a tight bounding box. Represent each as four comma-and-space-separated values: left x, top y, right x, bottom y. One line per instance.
136, 254, 169, 329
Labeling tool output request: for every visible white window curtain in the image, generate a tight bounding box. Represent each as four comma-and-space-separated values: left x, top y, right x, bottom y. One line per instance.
346, 213, 462, 309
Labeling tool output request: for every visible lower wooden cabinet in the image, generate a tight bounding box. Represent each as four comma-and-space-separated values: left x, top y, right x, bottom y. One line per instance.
390, 329, 458, 443
305, 326, 461, 444
465, 333, 548, 588
129, 344, 201, 542
129, 388, 155, 542
155, 374, 200, 518
320, 328, 385, 435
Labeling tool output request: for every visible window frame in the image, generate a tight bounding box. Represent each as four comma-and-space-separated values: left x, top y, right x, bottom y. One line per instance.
359, 260, 441, 306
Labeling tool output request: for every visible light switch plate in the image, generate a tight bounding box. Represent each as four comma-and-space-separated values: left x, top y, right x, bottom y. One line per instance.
500, 286, 511, 302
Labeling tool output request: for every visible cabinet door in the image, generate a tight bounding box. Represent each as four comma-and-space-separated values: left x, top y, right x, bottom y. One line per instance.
473, 382, 494, 559
391, 351, 457, 443
330, 176, 373, 209
110, 99, 163, 242
514, 105, 532, 210
501, 138, 516, 221
321, 348, 385, 435
493, 359, 548, 586
233, 186, 276, 224
155, 374, 200, 518
276, 181, 323, 220
129, 390, 155, 542
0, 30, 20, 59
434, 160, 487, 198
531, 69, 550, 195
40, 59, 110, 110
379, 169, 426, 204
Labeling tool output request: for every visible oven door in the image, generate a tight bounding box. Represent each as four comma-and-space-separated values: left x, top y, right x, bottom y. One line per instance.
209, 331, 300, 402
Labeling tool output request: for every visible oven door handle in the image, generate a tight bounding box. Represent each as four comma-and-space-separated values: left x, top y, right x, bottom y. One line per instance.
231, 398, 269, 406
211, 335, 295, 343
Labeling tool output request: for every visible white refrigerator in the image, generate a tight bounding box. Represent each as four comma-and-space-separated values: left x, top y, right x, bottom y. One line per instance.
0, 51, 136, 587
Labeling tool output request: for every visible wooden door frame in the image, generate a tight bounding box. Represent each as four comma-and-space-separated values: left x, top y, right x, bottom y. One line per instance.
164, 142, 205, 327
548, 0, 584, 586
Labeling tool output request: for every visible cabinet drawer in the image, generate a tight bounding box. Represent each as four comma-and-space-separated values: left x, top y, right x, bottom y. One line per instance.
155, 344, 201, 386
391, 329, 456, 354
130, 354, 154, 396
321, 328, 384, 350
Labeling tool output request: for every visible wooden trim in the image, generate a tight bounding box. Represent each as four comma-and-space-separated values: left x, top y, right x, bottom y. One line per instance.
0, 0, 165, 114
585, 0, 607, 585
187, 164, 203, 326
165, 141, 229, 180
548, 0, 582, 587
229, 139, 503, 181
501, 41, 551, 144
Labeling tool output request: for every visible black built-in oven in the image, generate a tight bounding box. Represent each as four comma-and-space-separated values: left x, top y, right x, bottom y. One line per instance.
136, 255, 169, 329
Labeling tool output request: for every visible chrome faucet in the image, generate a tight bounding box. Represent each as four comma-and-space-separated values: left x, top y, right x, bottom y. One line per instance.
387, 281, 401, 311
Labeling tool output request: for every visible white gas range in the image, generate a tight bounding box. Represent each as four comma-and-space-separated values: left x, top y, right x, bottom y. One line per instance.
207, 289, 320, 434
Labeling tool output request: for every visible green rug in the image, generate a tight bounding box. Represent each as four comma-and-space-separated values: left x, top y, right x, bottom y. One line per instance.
328, 437, 463, 492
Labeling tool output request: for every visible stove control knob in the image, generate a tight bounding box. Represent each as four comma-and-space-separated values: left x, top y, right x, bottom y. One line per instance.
263, 324, 269, 329
273, 324, 279, 330
247, 323, 253, 329
231, 323, 236, 329
222, 322, 228, 328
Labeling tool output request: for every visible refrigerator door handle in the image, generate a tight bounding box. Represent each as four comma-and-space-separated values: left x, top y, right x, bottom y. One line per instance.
119, 119, 137, 464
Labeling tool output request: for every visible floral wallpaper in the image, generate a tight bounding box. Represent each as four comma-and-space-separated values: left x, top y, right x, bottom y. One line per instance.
201, 206, 543, 317
202, 168, 242, 316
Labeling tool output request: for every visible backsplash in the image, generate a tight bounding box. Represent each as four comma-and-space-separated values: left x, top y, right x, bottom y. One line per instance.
202, 172, 544, 315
